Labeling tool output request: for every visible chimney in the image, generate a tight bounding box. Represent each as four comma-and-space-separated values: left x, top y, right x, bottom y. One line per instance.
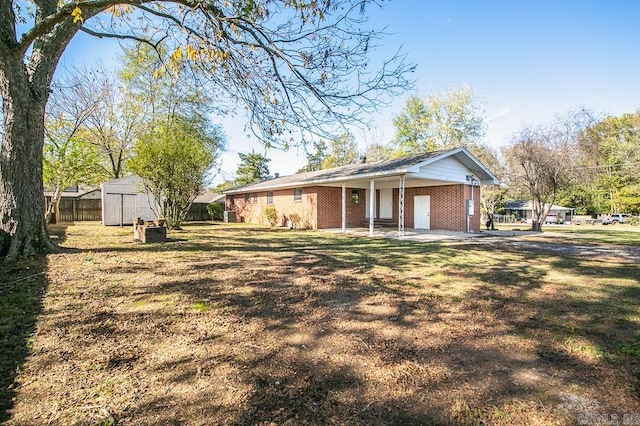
360, 155, 367, 163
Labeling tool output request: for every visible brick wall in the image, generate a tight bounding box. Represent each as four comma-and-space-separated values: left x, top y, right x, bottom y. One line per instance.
228, 183, 480, 232
230, 188, 318, 228
402, 184, 480, 232
315, 187, 366, 229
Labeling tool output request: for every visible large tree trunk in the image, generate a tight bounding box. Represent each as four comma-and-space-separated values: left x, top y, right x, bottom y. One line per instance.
0, 54, 57, 259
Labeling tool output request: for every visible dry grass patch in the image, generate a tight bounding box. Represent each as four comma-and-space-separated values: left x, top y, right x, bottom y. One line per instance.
1, 222, 639, 425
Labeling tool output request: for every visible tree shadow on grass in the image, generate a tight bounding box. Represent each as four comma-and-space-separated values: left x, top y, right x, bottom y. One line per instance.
0, 255, 49, 422
9, 224, 639, 424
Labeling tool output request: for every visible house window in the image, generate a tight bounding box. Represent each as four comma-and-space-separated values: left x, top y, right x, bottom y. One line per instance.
294, 187, 302, 202
351, 189, 360, 204
267, 191, 274, 205
229, 195, 235, 208
244, 193, 250, 203
253, 193, 257, 203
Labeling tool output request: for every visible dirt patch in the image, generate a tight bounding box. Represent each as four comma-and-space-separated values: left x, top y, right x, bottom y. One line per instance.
3, 222, 639, 425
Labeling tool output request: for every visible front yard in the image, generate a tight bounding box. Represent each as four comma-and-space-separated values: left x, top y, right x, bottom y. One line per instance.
2, 222, 639, 425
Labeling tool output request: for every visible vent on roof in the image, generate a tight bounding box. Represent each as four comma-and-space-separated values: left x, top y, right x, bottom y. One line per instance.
274, 173, 280, 178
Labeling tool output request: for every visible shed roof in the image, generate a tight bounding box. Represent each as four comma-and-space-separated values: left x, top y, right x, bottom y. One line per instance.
224, 147, 499, 194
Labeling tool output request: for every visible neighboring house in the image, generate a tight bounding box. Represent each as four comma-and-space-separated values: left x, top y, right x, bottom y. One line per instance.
505, 201, 574, 223
44, 186, 102, 222
223, 148, 500, 234
101, 175, 161, 226
188, 191, 225, 221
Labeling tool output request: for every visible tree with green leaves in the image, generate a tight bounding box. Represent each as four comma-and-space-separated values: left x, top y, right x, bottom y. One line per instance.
43, 71, 106, 223
0, 0, 413, 259
470, 144, 507, 224
363, 142, 394, 162
43, 130, 104, 223
322, 132, 361, 168
392, 86, 486, 156
298, 132, 360, 172
235, 151, 271, 186
298, 140, 328, 173
128, 116, 224, 230
577, 111, 640, 214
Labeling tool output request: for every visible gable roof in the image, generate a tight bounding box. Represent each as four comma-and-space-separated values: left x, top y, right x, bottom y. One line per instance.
224, 147, 500, 194
193, 191, 224, 204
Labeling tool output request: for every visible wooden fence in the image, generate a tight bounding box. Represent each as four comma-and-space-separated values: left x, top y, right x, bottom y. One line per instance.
48, 198, 213, 223
51, 198, 102, 223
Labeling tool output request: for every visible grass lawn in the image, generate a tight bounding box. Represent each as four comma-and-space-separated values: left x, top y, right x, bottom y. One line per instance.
1, 222, 639, 425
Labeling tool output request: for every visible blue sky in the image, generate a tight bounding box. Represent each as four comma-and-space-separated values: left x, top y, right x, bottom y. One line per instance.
58, 1, 640, 182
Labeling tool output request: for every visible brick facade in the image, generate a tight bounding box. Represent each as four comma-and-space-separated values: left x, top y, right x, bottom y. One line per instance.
400, 185, 480, 232
227, 183, 481, 232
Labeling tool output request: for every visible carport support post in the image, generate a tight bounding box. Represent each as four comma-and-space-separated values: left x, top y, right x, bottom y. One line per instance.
398, 174, 405, 238
341, 183, 346, 233
369, 179, 375, 237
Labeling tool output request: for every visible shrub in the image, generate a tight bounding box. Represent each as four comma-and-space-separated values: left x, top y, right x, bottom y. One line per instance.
207, 202, 224, 220
289, 213, 301, 229
264, 206, 278, 226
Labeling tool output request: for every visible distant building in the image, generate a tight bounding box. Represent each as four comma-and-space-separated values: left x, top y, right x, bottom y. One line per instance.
101, 175, 161, 226
505, 200, 574, 223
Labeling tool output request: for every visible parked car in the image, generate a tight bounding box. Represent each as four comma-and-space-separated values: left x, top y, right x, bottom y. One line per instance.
610, 214, 630, 224
544, 214, 563, 224
602, 214, 630, 225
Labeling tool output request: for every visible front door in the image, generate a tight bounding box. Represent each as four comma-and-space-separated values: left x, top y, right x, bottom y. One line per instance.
380, 189, 393, 219
414, 195, 431, 229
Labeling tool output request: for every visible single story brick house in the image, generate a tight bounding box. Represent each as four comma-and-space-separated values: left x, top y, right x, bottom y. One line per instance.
223, 147, 499, 236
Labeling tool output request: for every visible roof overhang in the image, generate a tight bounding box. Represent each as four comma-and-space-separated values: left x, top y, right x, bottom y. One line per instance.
224, 147, 500, 194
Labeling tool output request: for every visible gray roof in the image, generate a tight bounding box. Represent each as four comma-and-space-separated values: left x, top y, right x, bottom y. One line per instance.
193, 191, 225, 204
505, 201, 572, 211
44, 187, 100, 199
224, 147, 499, 194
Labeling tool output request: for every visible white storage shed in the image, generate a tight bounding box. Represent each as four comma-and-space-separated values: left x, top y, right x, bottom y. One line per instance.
101, 175, 162, 226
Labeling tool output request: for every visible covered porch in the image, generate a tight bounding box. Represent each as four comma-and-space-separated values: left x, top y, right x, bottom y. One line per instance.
327, 172, 482, 238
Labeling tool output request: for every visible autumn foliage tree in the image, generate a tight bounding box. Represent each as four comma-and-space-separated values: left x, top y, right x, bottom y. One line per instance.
392, 86, 486, 155
0, 0, 413, 259
504, 111, 593, 231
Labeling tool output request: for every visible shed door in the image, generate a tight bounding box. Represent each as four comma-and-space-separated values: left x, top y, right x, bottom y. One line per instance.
380, 189, 393, 219
414, 195, 431, 229
122, 194, 137, 225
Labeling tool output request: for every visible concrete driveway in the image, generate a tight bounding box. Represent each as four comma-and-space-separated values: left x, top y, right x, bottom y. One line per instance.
325, 227, 640, 263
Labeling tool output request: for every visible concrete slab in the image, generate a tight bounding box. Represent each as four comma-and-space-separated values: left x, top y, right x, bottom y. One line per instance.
324, 227, 542, 242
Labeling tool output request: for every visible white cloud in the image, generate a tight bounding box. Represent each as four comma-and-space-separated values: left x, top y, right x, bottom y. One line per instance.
487, 106, 512, 121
